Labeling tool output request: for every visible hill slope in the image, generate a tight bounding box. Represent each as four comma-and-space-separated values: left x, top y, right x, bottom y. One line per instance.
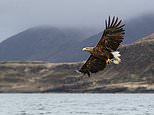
0, 27, 79, 61
0, 33, 153, 93
0, 15, 154, 62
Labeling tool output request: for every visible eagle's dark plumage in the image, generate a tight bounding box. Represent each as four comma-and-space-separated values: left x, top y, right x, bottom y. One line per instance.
79, 16, 125, 76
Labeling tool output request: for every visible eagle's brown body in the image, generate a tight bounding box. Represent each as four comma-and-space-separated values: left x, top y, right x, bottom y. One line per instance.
79, 16, 125, 76
88, 46, 113, 61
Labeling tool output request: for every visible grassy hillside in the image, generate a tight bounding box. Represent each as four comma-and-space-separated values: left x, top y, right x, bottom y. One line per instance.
0, 33, 153, 93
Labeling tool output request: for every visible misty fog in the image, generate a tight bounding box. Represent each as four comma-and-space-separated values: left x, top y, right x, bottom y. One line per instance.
0, 0, 154, 42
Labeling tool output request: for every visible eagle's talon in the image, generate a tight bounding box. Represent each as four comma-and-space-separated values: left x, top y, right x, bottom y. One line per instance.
106, 58, 110, 64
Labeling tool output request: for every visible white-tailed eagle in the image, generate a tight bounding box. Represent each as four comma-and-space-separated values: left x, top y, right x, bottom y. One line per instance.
79, 16, 125, 76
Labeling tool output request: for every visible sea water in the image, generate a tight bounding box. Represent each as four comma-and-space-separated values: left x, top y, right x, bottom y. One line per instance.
0, 94, 154, 115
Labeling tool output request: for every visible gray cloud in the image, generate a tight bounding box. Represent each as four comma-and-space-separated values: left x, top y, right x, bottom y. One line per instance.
0, 0, 154, 42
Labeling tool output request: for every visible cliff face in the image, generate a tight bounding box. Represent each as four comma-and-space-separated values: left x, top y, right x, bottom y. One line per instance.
0, 34, 153, 93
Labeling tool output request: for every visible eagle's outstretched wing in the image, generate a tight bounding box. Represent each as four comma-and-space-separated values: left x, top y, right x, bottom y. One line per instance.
96, 16, 125, 51
79, 55, 106, 76
79, 16, 125, 76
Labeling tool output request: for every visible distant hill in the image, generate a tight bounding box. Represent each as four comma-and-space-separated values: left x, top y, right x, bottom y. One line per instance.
0, 25, 98, 62
82, 14, 154, 44
0, 33, 153, 93
0, 26, 79, 61
0, 14, 154, 62
125, 14, 154, 43
59, 14, 154, 62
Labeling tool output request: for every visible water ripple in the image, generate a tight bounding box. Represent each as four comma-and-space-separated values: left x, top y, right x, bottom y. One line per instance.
0, 94, 154, 115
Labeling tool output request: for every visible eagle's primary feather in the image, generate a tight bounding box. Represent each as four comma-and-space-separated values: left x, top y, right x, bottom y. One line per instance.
79, 16, 125, 76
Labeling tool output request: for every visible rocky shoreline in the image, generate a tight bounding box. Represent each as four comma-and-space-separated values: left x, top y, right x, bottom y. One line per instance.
0, 61, 153, 93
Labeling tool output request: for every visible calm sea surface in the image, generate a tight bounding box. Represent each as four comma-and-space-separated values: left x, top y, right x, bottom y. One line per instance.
0, 94, 154, 115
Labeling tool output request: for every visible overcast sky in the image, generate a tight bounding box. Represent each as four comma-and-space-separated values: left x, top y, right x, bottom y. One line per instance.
0, 0, 154, 42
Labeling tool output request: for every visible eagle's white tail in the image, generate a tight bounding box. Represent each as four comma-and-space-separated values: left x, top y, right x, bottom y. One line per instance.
111, 51, 121, 64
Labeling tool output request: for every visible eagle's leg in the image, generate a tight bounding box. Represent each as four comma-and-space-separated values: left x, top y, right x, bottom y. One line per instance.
106, 58, 111, 64
105, 51, 114, 64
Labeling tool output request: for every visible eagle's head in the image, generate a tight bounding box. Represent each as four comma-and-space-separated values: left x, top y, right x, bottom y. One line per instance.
82, 47, 94, 53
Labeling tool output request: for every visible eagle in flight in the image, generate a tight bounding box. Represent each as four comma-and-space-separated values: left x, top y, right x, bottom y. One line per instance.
79, 16, 125, 76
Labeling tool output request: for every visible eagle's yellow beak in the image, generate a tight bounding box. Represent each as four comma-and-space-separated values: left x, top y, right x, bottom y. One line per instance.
82, 47, 93, 52
82, 47, 87, 51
